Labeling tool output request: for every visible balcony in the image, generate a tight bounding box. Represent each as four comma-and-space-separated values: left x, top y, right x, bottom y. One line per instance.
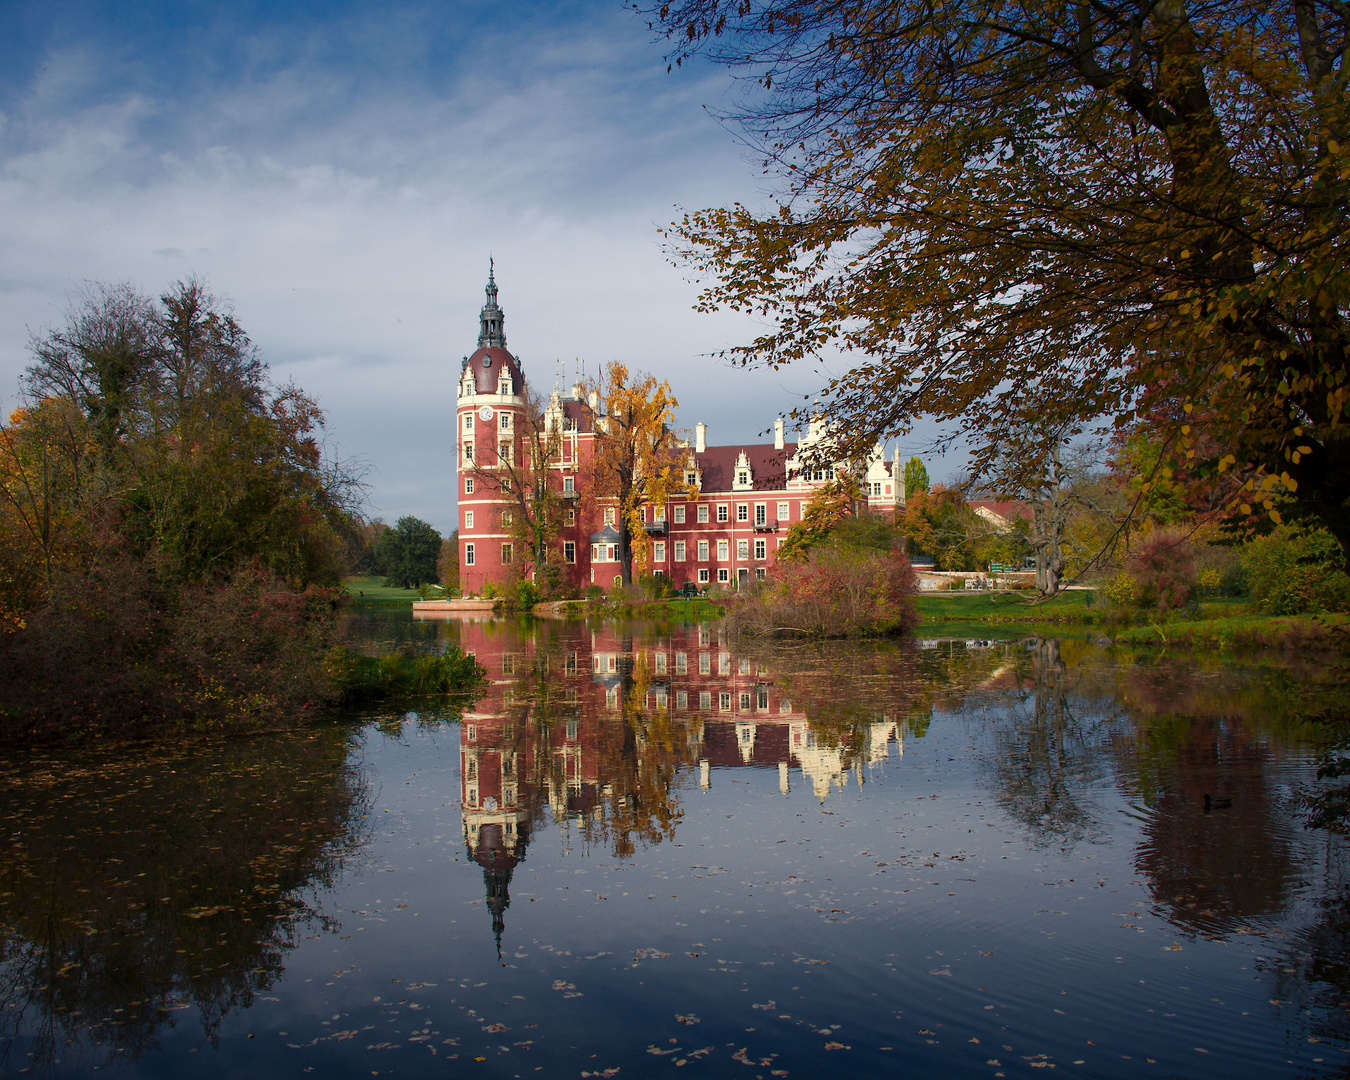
753, 519, 778, 533
644, 520, 669, 535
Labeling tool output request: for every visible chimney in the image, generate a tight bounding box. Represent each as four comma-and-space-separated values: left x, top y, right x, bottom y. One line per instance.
695, 422, 707, 454
588, 390, 599, 412
774, 417, 785, 451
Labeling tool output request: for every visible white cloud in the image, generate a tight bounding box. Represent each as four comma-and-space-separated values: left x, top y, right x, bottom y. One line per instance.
0, 2, 963, 537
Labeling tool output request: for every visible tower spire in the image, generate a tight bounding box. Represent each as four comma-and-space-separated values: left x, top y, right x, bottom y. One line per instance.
478, 260, 507, 348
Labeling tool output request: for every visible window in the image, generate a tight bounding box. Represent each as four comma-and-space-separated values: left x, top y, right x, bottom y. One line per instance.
676, 690, 688, 710
604, 507, 616, 525
464, 543, 475, 566
740, 692, 751, 710
674, 540, 686, 561
737, 504, 749, 521
719, 652, 730, 674
718, 568, 729, 583
464, 413, 473, 431
755, 567, 766, 579
717, 504, 729, 522
465, 510, 475, 528
697, 505, 709, 523
498, 442, 512, 465
699, 690, 712, 710
465, 477, 474, 493
591, 544, 600, 561
500, 477, 512, 493
564, 541, 576, 563
565, 508, 576, 526
654, 652, 667, 674
754, 539, 766, 559
673, 505, 685, 523
739, 657, 751, 674
737, 470, 749, 485
755, 504, 767, 526
500, 412, 512, 430
812, 468, 823, 481
654, 541, 666, 562
501, 543, 513, 564
501, 509, 512, 526
758, 688, 769, 710
654, 506, 666, 522
699, 652, 711, 674
685, 470, 698, 486
675, 651, 687, 674
698, 568, 709, 583
697, 540, 709, 561
564, 476, 575, 493
737, 539, 749, 560
778, 501, 789, 520
464, 442, 474, 463
717, 539, 729, 560
719, 692, 731, 711
499, 380, 510, 395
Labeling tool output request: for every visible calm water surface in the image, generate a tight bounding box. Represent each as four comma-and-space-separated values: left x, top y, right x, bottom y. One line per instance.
3, 612, 1349, 1078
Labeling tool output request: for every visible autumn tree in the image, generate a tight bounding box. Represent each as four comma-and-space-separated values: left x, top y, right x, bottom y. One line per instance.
583, 362, 687, 585
652, 0, 1350, 565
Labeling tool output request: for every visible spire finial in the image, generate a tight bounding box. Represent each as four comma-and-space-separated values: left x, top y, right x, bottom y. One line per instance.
478, 261, 506, 348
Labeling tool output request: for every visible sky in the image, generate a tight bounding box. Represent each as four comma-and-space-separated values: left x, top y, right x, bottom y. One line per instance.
0, 0, 958, 536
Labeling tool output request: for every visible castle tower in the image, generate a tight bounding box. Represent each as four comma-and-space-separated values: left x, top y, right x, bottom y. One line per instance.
457, 263, 527, 594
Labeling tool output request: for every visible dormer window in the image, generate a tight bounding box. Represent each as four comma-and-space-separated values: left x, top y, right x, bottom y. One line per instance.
499, 380, 510, 396
685, 471, 697, 486
737, 470, 749, 485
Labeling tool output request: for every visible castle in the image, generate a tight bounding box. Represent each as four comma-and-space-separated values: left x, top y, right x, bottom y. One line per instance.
456, 269, 905, 594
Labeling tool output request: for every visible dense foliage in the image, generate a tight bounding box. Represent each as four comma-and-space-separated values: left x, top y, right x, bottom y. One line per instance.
0, 280, 365, 738
654, 0, 1350, 564
378, 515, 443, 588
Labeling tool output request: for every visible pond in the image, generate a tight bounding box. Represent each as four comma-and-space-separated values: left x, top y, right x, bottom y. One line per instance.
2, 611, 1349, 1078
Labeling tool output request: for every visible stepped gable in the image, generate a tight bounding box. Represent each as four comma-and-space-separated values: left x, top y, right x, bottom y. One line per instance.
695, 441, 797, 491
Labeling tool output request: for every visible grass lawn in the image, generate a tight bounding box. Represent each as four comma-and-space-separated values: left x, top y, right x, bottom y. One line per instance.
344, 576, 426, 604
915, 589, 1099, 623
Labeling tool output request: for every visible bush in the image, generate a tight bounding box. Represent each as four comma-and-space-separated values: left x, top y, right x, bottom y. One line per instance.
327, 645, 485, 704
0, 553, 341, 740
1128, 530, 1196, 612
729, 544, 917, 637
1241, 526, 1350, 615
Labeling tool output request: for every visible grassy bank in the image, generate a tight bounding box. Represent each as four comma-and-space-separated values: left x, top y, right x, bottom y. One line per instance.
916, 590, 1348, 653
344, 576, 423, 604
541, 597, 726, 622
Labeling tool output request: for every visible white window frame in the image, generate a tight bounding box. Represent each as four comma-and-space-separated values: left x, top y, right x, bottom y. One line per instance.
465, 510, 475, 528
654, 541, 666, 562
465, 477, 474, 493
718, 568, 729, 583
698, 568, 709, 584
778, 501, 790, 520
737, 539, 749, 560
564, 541, 576, 563
674, 540, 686, 561
464, 543, 475, 566
717, 539, 729, 561
500, 543, 513, 564
754, 539, 766, 560
717, 504, 729, 522
737, 504, 749, 522
697, 540, 709, 561
673, 505, 686, 523
697, 505, 709, 523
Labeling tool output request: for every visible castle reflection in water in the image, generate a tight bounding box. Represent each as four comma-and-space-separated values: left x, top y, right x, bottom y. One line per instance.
428, 617, 916, 948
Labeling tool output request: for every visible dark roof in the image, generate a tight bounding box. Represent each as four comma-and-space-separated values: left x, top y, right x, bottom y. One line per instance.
464, 346, 525, 396
694, 442, 798, 493
590, 524, 621, 543
562, 398, 595, 433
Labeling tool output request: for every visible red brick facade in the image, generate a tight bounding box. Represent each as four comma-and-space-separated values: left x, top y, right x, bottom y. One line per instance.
456, 271, 905, 594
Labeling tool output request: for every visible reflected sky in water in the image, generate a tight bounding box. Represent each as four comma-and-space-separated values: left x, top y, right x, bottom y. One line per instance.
2, 613, 1348, 1078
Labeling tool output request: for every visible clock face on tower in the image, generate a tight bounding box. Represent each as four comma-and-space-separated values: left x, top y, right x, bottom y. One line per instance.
479, 406, 494, 422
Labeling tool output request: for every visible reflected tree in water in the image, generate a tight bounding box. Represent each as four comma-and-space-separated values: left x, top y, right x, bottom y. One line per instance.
0, 729, 369, 1073
977, 638, 1118, 852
